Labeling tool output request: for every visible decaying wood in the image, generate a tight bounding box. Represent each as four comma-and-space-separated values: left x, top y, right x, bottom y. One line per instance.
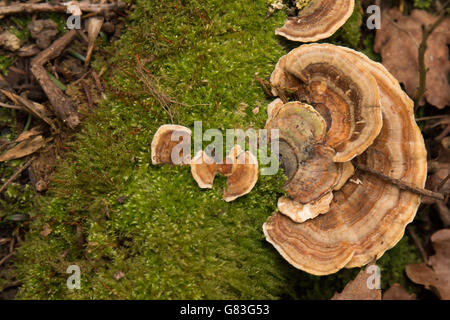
0, 1, 126, 16
30, 30, 80, 129
0, 89, 56, 131
356, 163, 445, 201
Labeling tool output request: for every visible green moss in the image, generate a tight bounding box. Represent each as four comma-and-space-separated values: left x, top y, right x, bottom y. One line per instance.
377, 236, 422, 293
13, 0, 419, 299
326, 0, 362, 49
414, 0, 433, 9
0, 56, 13, 76
361, 34, 381, 62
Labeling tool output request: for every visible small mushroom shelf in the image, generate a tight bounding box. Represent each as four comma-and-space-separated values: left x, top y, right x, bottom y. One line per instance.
276, 0, 355, 42
151, 125, 259, 202
263, 43, 427, 275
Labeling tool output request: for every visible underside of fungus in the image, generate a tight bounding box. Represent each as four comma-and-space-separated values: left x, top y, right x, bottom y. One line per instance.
275, 0, 355, 42
263, 44, 427, 275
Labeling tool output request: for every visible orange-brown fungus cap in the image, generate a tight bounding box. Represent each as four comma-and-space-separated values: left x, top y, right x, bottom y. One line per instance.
263, 46, 427, 275
151, 125, 192, 165
275, 0, 355, 42
270, 44, 382, 162
189, 146, 259, 201
223, 145, 259, 202
191, 151, 217, 189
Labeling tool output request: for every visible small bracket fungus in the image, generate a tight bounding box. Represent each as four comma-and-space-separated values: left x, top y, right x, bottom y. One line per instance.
191, 151, 217, 189
222, 145, 259, 202
263, 44, 427, 276
151, 125, 192, 165
190, 145, 258, 202
151, 126, 259, 202
275, 0, 355, 42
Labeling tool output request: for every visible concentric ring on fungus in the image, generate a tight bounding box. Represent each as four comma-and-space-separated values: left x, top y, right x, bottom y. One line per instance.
263, 44, 427, 275
275, 0, 355, 42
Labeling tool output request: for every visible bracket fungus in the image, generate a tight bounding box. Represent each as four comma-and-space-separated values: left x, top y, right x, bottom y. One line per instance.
275, 0, 355, 42
151, 126, 258, 202
263, 44, 427, 275
191, 145, 259, 202
222, 145, 259, 202
151, 125, 192, 165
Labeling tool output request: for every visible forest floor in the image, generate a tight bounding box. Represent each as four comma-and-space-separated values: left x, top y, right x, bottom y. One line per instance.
0, 0, 448, 299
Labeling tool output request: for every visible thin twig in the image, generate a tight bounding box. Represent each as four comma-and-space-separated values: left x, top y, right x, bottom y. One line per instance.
437, 173, 450, 192
407, 226, 428, 263
255, 75, 274, 98
356, 163, 445, 200
134, 56, 181, 122
92, 71, 104, 93
0, 252, 15, 267
0, 101, 23, 111
413, 3, 449, 109
81, 80, 94, 110
435, 123, 450, 141
0, 157, 35, 194
415, 115, 448, 121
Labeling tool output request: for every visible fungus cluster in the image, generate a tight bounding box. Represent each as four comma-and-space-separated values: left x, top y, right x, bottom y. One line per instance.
276, 0, 355, 42
263, 43, 427, 275
151, 126, 259, 202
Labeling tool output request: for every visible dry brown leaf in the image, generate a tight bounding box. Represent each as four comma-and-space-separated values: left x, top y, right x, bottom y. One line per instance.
331, 264, 382, 300
85, 17, 104, 66
383, 283, 416, 300
374, 9, 450, 109
0, 135, 45, 162
406, 229, 450, 299
15, 126, 43, 143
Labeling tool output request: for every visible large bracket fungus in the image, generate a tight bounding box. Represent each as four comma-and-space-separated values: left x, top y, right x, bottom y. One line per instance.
275, 0, 355, 42
263, 44, 427, 275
